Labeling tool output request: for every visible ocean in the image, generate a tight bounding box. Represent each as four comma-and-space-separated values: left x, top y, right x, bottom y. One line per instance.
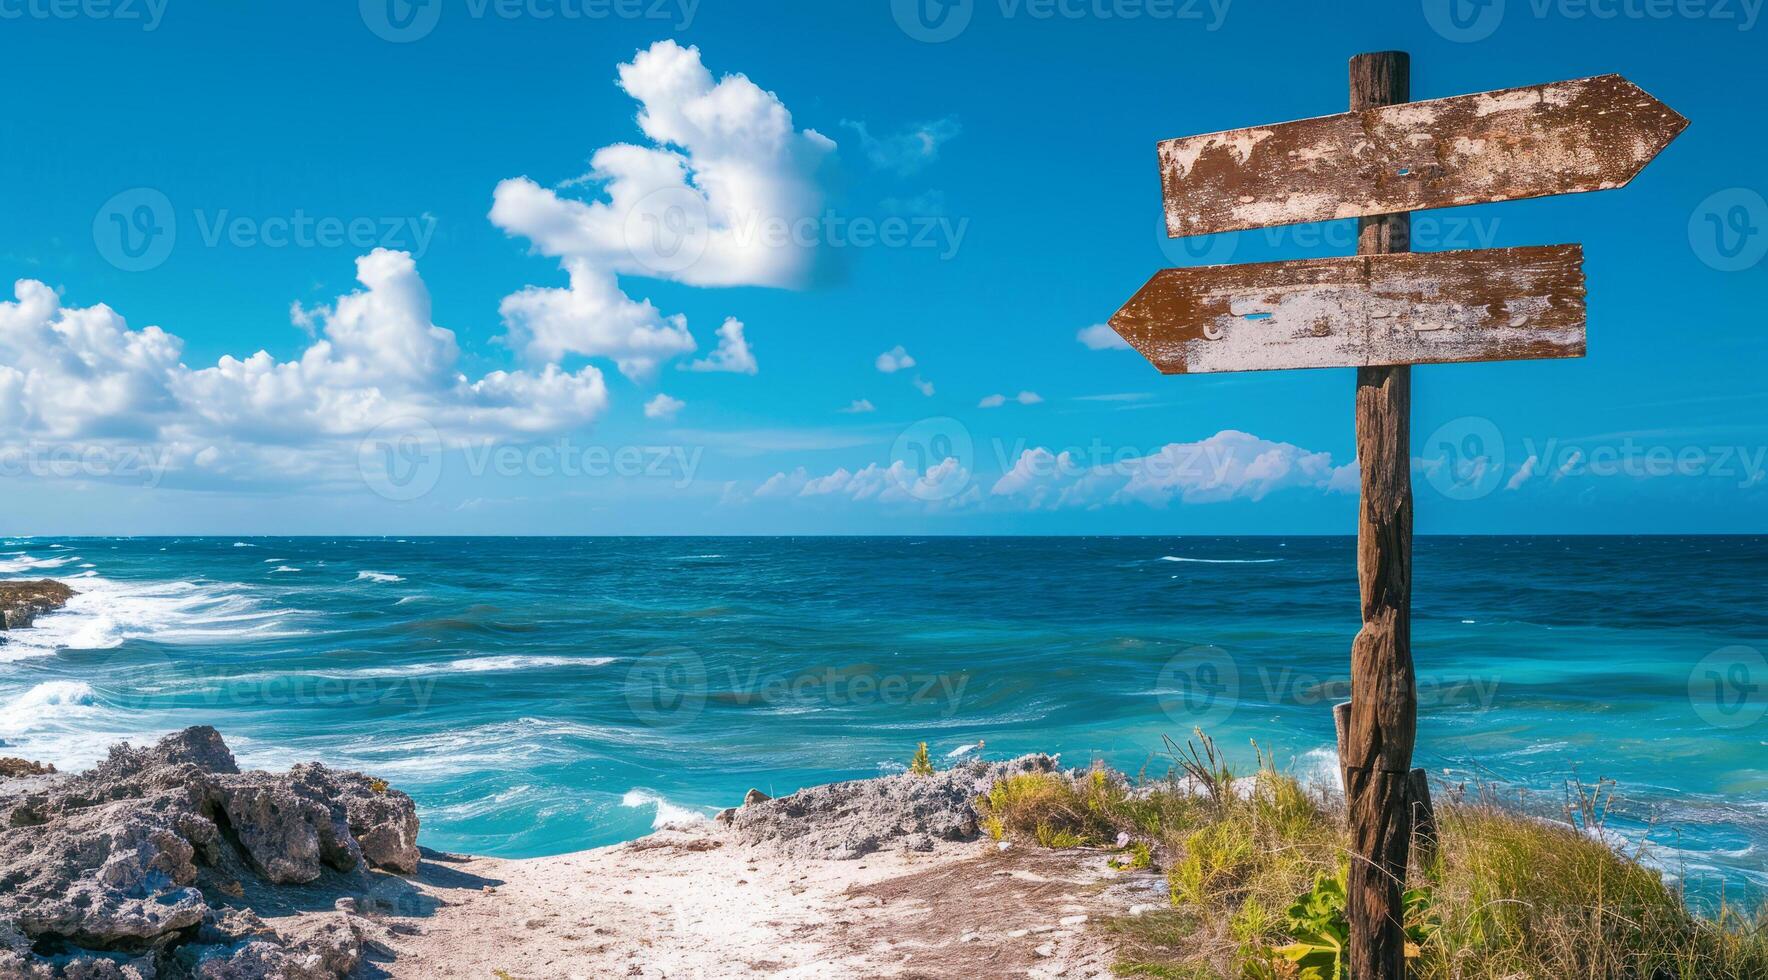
2, 536, 1763, 908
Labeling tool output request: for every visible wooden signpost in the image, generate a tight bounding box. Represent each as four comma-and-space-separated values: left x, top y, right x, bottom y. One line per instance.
1111, 52, 1683, 979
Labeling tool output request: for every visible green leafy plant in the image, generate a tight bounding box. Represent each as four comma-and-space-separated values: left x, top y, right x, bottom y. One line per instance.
908, 742, 934, 776
1269, 868, 1438, 979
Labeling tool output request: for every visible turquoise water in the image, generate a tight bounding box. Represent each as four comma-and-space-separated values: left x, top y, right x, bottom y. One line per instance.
2, 536, 1763, 907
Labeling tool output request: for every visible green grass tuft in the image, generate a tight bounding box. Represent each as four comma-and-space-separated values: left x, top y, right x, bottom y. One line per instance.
980, 731, 1768, 979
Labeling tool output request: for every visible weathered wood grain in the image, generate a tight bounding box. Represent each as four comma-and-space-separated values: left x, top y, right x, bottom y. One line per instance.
1346, 51, 1416, 980
1160, 74, 1687, 238
1109, 244, 1585, 374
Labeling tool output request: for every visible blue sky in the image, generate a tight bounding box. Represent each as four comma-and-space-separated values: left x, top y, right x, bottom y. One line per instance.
0, 0, 1763, 534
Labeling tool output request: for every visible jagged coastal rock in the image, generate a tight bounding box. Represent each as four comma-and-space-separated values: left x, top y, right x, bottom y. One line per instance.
729, 753, 1058, 859
0, 581, 73, 632
0, 728, 419, 979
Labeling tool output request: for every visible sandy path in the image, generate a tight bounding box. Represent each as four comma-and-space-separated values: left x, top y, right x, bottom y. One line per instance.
336, 824, 1166, 979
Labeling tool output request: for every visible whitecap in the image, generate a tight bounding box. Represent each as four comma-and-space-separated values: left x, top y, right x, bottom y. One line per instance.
946, 742, 983, 759
0, 554, 79, 573
620, 788, 710, 829
355, 571, 404, 584
0, 681, 97, 733
1160, 556, 1282, 565
1296, 746, 1344, 795
240, 655, 613, 682
270, 566, 301, 574
0, 576, 303, 660
232, 542, 257, 548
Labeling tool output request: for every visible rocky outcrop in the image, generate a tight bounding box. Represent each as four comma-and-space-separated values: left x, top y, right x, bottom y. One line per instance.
729, 755, 1059, 860
0, 580, 73, 631
0, 760, 55, 780
0, 728, 419, 979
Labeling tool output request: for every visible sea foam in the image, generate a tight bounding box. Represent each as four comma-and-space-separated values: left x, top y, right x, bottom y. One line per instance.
0, 573, 302, 661
621, 788, 709, 829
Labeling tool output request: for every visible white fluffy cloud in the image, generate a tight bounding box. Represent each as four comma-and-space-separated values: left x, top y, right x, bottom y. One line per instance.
684, 317, 758, 375
497, 261, 695, 380
990, 431, 1357, 509
839, 399, 876, 414
644, 393, 685, 421
489, 40, 832, 371
1, 250, 608, 483
980, 391, 1042, 408
875, 345, 916, 373
755, 457, 978, 510
1077, 324, 1131, 351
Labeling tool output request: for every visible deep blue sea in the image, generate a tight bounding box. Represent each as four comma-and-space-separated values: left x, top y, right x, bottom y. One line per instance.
3, 536, 1764, 908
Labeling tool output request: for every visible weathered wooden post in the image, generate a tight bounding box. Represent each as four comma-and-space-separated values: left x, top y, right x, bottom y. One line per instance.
1344, 51, 1416, 980
1107, 52, 1684, 979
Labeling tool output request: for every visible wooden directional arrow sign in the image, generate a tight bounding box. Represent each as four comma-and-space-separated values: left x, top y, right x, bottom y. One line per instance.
1109, 245, 1586, 374
1160, 74, 1687, 238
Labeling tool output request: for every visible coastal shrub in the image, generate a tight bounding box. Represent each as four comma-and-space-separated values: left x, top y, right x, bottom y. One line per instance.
1082, 740, 1768, 979
908, 742, 933, 776
975, 766, 1130, 848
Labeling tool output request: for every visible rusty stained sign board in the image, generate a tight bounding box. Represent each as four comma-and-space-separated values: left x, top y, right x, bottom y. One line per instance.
1111, 244, 1587, 374
1160, 74, 1687, 238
